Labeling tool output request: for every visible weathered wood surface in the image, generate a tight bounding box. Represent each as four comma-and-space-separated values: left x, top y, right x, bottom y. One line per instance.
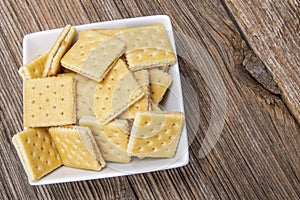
224, 0, 300, 124
0, 0, 299, 199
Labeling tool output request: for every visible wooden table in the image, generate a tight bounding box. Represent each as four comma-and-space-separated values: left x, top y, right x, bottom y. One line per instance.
0, 0, 299, 199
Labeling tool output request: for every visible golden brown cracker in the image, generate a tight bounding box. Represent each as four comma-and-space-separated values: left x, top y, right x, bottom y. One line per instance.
127, 111, 185, 158
12, 128, 62, 181
49, 126, 105, 171
23, 76, 76, 127
43, 25, 76, 76
61, 30, 125, 82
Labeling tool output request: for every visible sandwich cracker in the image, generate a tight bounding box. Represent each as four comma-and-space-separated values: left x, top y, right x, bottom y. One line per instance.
43, 25, 76, 76
49, 126, 105, 171
127, 111, 185, 158
61, 30, 125, 82
80, 116, 131, 163
12, 128, 62, 181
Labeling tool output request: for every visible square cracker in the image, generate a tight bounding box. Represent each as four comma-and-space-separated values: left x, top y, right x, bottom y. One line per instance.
23, 76, 76, 127
94, 59, 144, 124
80, 116, 131, 163
119, 70, 149, 119
96, 24, 176, 71
61, 30, 126, 82
43, 25, 76, 77
18, 51, 49, 80
49, 126, 105, 171
149, 68, 173, 104
12, 128, 62, 181
127, 111, 185, 158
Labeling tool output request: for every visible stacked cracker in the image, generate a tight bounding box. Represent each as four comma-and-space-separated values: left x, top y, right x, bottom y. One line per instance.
13, 24, 185, 182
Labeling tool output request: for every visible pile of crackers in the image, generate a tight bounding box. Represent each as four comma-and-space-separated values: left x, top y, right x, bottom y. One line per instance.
13, 24, 185, 181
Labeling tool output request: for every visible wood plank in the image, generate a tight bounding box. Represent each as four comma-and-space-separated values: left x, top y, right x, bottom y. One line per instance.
223, 0, 300, 124
0, 0, 299, 199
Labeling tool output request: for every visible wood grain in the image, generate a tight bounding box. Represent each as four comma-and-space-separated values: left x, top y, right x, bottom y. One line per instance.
224, 0, 300, 125
0, 0, 299, 199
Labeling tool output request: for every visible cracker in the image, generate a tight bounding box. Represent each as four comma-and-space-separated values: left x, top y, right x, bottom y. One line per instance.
149, 68, 173, 104
12, 128, 62, 181
94, 59, 144, 124
98, 24, 176, 70
43, 25, 76, 77
119, 70, 149, 119
18, 51, 49, 80
23, 76, 76, 127
79, 116, 131, 163
49, 126, 105, 171
127, 111, 185, 158
61, 30, 126, 82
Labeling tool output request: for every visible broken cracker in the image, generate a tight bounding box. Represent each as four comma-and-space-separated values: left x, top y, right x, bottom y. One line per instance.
23, 76, 76, 127
94, 59, 144, 124
12, 128, 62, 181
80, 116, 131, 163
95, 24, 176, 70
49, 126, 105, 171
61, 30, 125, 82
43, 24, 76, 77
127, 111, 185, 158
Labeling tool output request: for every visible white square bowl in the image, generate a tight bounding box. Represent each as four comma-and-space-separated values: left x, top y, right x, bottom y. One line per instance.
22, 15, 188, 185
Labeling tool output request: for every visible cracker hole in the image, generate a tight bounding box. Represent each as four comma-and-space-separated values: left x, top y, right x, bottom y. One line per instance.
32, 86, 35, 90
45, 160, 49, 165
61, 112, 64, 115
46, 85, 50, 88
61, 98, 64, 101
31, 114, 35, 118
161, 142, 165, 145
169, 136, 174, 140
30, 151, 34, 156
53, 91, 57, 95
31, 100, 35, 104
39, 106, 42, 110
105, 97, 109, 101
53, 106, 56, 109
39, 92, 42, 96
45, 98, 49, 102
102, 107, 106, 110
152, 147, 156, 151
